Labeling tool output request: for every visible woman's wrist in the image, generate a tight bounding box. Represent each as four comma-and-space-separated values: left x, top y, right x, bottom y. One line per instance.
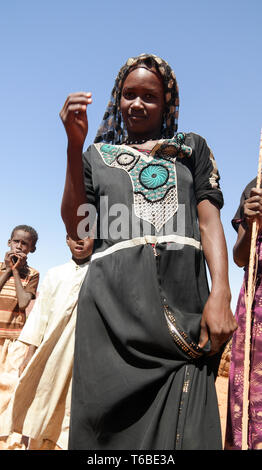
67, 141, 84, 156
209, 284, 232, 302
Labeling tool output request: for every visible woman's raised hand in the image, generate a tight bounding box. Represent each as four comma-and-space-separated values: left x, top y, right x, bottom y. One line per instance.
60, 92, 92, 149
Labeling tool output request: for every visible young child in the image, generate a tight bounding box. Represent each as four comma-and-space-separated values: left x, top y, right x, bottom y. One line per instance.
0, 225, 39, 449
2, 234, 93, 450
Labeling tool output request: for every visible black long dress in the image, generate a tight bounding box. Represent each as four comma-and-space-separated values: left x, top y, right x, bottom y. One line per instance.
69, 132, 224, 450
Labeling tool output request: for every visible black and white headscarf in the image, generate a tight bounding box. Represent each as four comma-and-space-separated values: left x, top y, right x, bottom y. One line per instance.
94, 54, 179, 145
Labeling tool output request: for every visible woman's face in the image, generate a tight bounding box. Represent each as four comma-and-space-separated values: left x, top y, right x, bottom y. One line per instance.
120, 67, 165, 141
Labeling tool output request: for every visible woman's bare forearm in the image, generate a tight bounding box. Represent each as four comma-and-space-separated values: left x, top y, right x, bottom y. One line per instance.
197, 200, 237, 353
61, 144, 87, 240
198, 200, 231, 296
60, 93, 92, 239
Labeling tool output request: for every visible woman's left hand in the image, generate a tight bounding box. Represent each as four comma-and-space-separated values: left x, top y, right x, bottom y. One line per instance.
198, 291, 238, 355
197, 199, 238, 355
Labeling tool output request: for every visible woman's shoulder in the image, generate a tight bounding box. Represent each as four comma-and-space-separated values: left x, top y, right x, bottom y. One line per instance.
83, 142, 115, 157
82, 143, 101, 165
170, 132, 208, 149
83, 143, 96, 156
183, 131, 202, 138
178, 132, 211, 156
183, 132, 208, 144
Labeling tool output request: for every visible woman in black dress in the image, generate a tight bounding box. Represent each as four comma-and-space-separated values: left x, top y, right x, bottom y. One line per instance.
60, 54, 237, 450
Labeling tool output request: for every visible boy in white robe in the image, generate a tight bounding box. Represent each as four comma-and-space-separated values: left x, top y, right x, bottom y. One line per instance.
1, 234, 93, 450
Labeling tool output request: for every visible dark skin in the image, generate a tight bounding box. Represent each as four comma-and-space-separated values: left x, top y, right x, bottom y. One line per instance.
18, 235, 94, 377
60, 92, 92, 241
0, 230, 36, 310
233, 187, 262, 267
197, 199, 237, 352
120, 67, 165, 142
60, 67, 237, 355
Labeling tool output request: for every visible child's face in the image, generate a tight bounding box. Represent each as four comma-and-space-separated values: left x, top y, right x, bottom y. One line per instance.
66, 236, 94, 260
8, 230, 34, 255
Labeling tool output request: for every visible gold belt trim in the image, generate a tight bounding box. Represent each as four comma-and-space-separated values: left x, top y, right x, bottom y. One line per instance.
164, 307, 203, 359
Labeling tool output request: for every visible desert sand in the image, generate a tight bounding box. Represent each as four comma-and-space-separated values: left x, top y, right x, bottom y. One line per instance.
215, 339, 231, 447
216, 375, 229, 446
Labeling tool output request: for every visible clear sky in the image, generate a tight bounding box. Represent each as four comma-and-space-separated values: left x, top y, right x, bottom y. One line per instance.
1, 0, 261, 310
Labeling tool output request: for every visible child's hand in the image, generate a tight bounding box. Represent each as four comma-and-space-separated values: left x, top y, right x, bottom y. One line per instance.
7, 251, 27, 271
4, 251, 19, 270
59, 92, 92, 149
244, 188, 262, 228
4, 251, 12, 270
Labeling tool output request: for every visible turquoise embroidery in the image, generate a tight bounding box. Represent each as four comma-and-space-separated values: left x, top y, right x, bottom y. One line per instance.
100, 144, 122, 164
95, 136, 192, 230
140, 164, 169, 189
100, 144, 139, 170
130, 161, 175, 202
98, 144, 176, 202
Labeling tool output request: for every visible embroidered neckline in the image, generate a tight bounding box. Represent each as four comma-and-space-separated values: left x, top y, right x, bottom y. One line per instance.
117, 133, 192, 160
94, 141, 179, 232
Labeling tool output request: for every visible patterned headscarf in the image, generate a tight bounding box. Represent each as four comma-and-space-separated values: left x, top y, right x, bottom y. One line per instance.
94, 53, 179, 145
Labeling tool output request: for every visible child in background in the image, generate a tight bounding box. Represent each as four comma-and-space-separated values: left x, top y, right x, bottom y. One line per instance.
2, 235, 93, 450
0, 225, 39, 449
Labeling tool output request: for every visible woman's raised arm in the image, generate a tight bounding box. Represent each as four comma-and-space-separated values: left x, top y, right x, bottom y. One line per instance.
60, 92, 92, 239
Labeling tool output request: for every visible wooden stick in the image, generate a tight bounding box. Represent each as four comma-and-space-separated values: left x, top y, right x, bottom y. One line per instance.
242, 128, 262, 450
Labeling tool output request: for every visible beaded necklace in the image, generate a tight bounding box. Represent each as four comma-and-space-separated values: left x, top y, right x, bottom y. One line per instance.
124, 137, 161, 146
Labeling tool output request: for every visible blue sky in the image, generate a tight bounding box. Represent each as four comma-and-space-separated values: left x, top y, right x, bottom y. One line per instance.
1, 0, 262, 310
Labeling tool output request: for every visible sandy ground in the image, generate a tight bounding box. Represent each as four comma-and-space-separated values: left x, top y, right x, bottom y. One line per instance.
216, 376, 229, 447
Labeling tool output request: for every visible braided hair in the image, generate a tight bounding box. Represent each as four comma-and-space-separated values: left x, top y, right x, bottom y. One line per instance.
94, 54, 179, 145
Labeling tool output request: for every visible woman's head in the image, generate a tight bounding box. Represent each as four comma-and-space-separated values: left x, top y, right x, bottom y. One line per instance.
120, 66, 165, 142
94, 54, 179, 144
